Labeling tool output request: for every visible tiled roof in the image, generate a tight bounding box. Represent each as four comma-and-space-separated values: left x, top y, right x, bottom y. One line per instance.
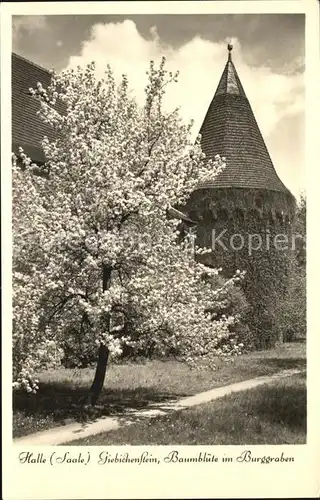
167, 206, 197, 225
12, 53, 59, 163
215, 50, 247, 98
198, 49, 290, 194
12, 50, 291, 196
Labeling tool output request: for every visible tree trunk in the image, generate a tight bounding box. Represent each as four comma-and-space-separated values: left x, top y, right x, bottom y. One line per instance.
89, 344, 109, 405
87, 264, 112, 406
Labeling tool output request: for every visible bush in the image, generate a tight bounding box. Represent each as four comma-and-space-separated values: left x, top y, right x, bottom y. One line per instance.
272, 194, 306, 343
273, 261, 306, 342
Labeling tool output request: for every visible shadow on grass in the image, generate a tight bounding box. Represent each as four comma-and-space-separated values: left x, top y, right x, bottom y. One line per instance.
13, 383, 185, 429
257, 357, 306, 371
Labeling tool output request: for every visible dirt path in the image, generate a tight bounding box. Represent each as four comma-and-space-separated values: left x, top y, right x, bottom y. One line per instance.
14, 368, 304, 446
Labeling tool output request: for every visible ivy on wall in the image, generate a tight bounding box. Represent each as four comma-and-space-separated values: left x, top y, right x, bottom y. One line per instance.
186, 187, 296, 349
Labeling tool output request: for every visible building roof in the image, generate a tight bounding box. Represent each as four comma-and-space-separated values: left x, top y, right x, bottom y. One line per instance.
12, 53, 57, 163
12, 50, 291, 196
167, 206, 197, 225
198, 45, 291, 194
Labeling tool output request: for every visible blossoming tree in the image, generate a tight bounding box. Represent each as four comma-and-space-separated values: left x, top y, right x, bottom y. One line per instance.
12, 57, 244, 404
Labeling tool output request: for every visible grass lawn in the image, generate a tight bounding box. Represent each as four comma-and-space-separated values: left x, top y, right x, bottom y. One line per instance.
70, 373, 306, 445
13, 342, 306, 438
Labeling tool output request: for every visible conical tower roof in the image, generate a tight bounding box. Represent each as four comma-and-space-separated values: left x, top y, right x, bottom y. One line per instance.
198, 45, 290, 194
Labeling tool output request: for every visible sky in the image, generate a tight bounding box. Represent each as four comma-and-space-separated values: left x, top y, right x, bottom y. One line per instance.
12, 14, 305, 196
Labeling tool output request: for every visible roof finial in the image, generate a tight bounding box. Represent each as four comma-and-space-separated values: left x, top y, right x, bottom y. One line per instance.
227, 43, 233, 61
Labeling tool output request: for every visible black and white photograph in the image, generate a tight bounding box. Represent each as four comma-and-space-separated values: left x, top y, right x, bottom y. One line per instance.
2, 1, 319, 499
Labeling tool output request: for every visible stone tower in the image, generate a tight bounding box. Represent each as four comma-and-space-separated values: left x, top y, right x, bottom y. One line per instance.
185, 45, 296, 348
